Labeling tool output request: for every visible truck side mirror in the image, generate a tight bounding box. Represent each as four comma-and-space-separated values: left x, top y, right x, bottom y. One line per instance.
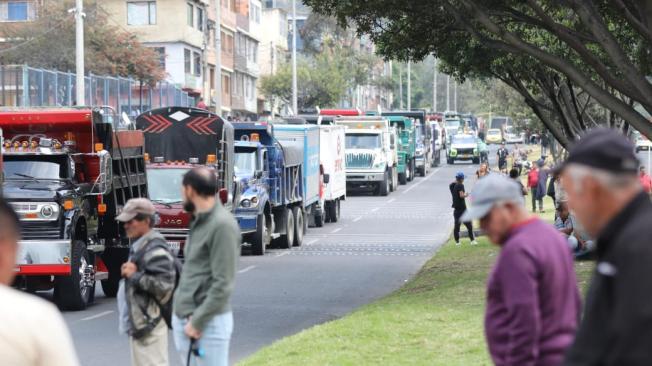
323, 174, 330, 184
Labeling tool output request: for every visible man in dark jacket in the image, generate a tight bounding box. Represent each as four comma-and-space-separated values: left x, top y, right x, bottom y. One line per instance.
116, 198, 176, 366
536, 159, 549, 213
559, 128, 652, 365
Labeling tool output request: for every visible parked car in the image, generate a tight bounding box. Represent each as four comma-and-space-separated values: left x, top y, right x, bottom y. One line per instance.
447, 134, 480, 164
505, 132, 525, 144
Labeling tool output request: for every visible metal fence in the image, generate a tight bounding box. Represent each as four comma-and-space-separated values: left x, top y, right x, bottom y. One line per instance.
0, 65, 195, 118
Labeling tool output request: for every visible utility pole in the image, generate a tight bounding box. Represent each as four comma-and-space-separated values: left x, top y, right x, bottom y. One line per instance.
454, 80, 458, 112
433, 58, 437, 112
399, 65, 403, 109
291, 0, 298, 115
407, 60, 411, 110
446, 75, 450, 111
75, 0, 85, 106
214, 0, 222, 115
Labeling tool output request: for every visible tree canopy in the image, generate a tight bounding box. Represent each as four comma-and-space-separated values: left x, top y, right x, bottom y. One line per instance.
304, 0, 652, 146
0, 1, 165, 84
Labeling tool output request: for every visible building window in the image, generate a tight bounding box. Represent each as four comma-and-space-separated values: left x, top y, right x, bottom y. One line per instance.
184, 48, 191, 74
1, 1, 35, 22
221, 31, 234, 54
193, 51, 201, 76
153, 47, 165, 68
222, 74, 231, 96
127, 1, 156, 25
196, 6, 204, 30
187, 3, 194, 27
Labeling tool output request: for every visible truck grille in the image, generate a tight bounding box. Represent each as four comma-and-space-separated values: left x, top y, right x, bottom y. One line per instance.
457, 148, 474, 155
20, 222, 62, 240
346, 153, 373, 168
156, 228, 189, 242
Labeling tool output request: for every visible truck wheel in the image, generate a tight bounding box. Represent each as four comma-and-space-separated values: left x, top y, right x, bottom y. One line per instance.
54, 240, 94, 311
314, 205, 324, 228
250, 213, 270, 255
275, 208, 294, 249
100, 246, 128, 297
293, 207, 305, 246
399, 172, 407, 185
447, 158, 454, 165
328, 200, 340, 223
407, 161, 415, 182
388, 168, 395, 192
379, 171, 389, 196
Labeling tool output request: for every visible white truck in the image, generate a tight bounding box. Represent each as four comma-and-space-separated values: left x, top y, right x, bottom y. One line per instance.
335, 116, 398, 196
316, 123, 347, 222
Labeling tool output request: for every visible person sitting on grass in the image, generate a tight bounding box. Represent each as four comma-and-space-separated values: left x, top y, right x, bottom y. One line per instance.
554, 201, 575, 240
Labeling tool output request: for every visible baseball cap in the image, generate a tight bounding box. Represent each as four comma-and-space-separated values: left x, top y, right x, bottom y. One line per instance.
460, 174, 523, 222
554, 128, 639, 174
456, 172, 465, 179
116, 198, 156, 222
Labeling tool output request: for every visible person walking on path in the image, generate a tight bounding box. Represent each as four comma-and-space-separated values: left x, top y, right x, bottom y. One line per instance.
497, 143, 509, 173
541, 133, 550, 156
450, 172, 478, 246
173, 167, 241, 366
559, 129, 652, 365
527, 163, 541, 212
0, 198, 80, 366
536, 160, 549, 213
461, 174, 581, 366
638, 166, 652, 194
116, 198, 176, 366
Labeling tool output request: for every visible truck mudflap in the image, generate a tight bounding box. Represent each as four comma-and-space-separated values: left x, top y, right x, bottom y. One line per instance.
15, 239, 71, 275
236, 213, 258, 234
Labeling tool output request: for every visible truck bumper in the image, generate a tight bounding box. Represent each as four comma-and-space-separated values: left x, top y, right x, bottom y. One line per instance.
415, 156, 425, 168
235, 212, 258, 234
345, 170, 385, 183
15, 240, 71, 276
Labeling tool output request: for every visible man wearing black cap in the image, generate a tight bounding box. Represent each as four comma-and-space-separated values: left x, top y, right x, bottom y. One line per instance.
558, 128, 652, 365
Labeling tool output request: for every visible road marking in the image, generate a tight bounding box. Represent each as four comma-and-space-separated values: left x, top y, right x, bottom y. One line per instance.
81, 311, 114, 321
275, 251, 290, 258
402, 168, 439, 194
306, 238, 319, 245
330, 228, 342, 234
387, 198, 396, 203
353, 216, 362, 222
237, 265, 256, 274
371, 207, 379, 212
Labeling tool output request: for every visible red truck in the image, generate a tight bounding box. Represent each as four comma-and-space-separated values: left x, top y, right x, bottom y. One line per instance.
1, 107, 148, 310
136, 107, 234, 257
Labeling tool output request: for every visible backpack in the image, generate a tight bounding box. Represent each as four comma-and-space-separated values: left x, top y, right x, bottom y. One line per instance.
527, 169, 539, 188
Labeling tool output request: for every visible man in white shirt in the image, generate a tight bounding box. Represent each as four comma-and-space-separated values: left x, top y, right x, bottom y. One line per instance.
0, 198, 80, 366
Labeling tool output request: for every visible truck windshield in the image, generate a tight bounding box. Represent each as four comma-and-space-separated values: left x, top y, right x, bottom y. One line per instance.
345, 134, 381, 149
4, 156, 68, 180
147, 168, 189, 203
452, 136, 477, 144
235, 151, 257, 176
445, 120, 460, 129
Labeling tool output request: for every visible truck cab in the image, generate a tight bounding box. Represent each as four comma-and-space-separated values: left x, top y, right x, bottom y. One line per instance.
387, 116, 416, 185
336, 117, 396, 196
382, 110, 430, 177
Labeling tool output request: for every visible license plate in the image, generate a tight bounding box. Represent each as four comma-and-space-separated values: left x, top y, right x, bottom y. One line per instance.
168, 242, 181, 251
460, 154, 471, 158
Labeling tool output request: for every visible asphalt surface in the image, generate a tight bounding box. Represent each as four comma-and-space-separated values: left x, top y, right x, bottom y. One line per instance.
46, 154, 487, 366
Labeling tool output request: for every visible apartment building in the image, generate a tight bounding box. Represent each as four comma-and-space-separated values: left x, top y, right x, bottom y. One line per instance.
258, 2, 288, 114
0, 0, 38, 22
229, 0, 260, 118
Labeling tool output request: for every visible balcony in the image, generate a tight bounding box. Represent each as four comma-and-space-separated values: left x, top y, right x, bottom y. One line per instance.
236, 13, 249, 32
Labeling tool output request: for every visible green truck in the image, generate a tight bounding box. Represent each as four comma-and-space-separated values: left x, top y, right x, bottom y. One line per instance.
387, 116, 417, 184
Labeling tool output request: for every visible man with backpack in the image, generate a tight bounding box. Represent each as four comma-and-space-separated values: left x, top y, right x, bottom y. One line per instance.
527, 163, 541, 212
116, 198, 177, 366
450, 172, 478, 246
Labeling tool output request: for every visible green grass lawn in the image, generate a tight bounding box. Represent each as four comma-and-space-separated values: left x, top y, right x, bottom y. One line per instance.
239, 235, 594, 366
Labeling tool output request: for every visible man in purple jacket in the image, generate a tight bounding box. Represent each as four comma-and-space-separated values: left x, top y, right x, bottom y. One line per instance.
461, 174, 581, 366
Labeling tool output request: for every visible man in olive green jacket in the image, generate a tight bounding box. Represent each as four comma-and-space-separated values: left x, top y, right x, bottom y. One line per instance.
172, 167, 240, 366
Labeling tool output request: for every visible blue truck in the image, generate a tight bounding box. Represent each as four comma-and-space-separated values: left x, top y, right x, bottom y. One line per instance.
233, 122, 320, 255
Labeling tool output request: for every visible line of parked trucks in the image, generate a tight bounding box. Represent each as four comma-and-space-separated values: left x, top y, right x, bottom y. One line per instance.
0, 106, 444, 311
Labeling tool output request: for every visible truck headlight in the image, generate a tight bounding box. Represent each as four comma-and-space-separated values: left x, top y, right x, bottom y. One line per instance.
450, 148, 457, 156
473, 148, 479, 156
40, 205, 55, 218
240, 199, 251, 208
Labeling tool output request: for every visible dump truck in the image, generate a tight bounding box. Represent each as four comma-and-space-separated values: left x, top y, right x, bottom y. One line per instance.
386, 116, 417, 185
2, 107, 148, 310
232, 122, 319, 255
135, 107, 234, 257
382, 110, 431, 176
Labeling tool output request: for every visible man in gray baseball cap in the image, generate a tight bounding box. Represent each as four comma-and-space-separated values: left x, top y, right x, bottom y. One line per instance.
464, 174, 581, 366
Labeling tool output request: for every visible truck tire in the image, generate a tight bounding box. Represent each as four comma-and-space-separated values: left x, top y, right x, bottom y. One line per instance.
275, 208, 294, 249
314, 205, 324, 228
100, 246, 128, 298
293, 207, 305, 246
250, 213, 270, 255
407, 160, 415, 182
434, 151, 441, 167
447, 157, 454, 165
378, 171, 389, 196
473, 157, 480, 164
54, 240, 94, 311
388, 167, 395, 192
328, 200, 340, 223
399, 172, 407, 185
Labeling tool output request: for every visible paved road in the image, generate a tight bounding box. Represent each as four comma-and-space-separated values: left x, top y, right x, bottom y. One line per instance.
50, 156, 484, 365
